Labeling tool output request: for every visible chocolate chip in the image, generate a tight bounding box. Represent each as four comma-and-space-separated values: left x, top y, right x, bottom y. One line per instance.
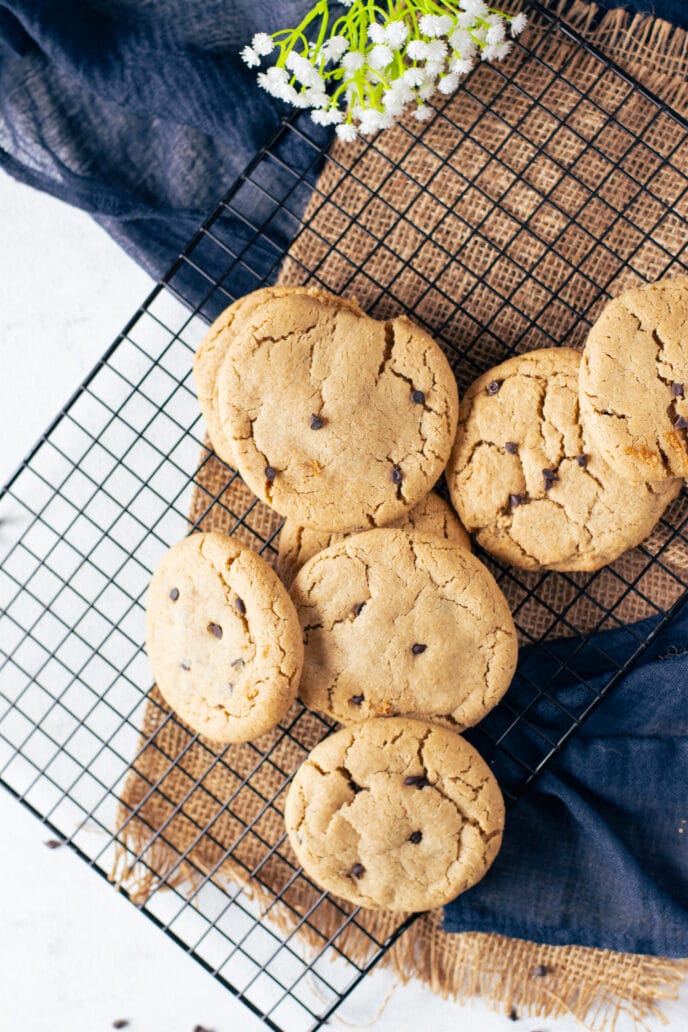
508, 1006, 519, 1021
226, 683, 234, 693
411, 389, 425, 404
112, 1022, 130, 1030
486, 379, 502, 395
509, 494, 524, 508
404, 775, 429, 788
208, 622, 223, 639
409, 830, 423, 844
235, 597, 246, 615
505, 441, 518, 454
350, 694, 364, 705
532, 964, 548, 977
44, 839, 63, 850
672, 382, 684, 397
169, 588, 179, 601
675, 415, 688, 430
542, 467, 558, 489
391, 465, 403, 485
350, 863, 365, 879
576, 454, 587, 467
348, 780, 362, 794
231, 657, 245, 669
265, 465, 276, 481
309, 413, 324, 430
193, 1027, 215, 1032
353, 601, 366, 617
411, 643, 427, 654
180, 660, 191, 671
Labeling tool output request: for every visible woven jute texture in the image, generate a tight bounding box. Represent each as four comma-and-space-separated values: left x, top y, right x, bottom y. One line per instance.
114, 3, 688, 1027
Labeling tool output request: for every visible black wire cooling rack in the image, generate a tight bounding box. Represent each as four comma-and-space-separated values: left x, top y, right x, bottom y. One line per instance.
2, 3, 688, 1029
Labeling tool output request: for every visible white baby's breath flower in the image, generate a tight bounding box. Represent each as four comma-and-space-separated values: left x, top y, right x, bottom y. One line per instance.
414, 104, 433, 122
511, 12, 528, 36
426, 39, 448, 62
486, 23, 506, 45
481, 43, 499, 61
385, 21, 408, 49
449, 28, 476, 56
368, 22, 387, 44
336, 122, 358, 141
418, 79, 436, 100
423, 60, 445, 81
320, 35, 349, 63
286, 50, 324, 89
241, 45, 261, 68
403, 67, 426, 87
368, 44, 394, 70
256, 65, 288, 95
438, 72, 460, 95
462, 0, 489, 17
449, 56, 474, 76
407, 39, 430, 61
302, 87, 329, 108
311, 107, 344, 125
419, 14, 454, 38
341, 50, 365, 72
494, 40, 513, 60
251, 33, 274, 57
358, 108, 385, 135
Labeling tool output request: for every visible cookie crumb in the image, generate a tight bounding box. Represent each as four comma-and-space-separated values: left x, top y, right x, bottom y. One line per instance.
112, 1022, 130, 1030
44, 839, 63, 850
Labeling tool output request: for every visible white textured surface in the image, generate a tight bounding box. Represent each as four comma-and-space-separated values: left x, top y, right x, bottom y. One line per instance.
0, 170, 686, 1031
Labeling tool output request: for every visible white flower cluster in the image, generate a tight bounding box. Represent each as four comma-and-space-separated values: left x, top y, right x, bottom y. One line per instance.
241, 1, 527, 142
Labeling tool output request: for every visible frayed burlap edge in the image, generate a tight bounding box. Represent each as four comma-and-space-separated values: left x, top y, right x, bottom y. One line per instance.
111, 3, 688, 1028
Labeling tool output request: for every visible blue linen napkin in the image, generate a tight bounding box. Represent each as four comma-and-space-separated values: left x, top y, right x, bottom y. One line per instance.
1, 0, 687, 957
447, 607, 688, 955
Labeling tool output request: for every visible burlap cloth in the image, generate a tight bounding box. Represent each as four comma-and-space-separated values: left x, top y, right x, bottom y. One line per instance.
113, 3, 688, 1027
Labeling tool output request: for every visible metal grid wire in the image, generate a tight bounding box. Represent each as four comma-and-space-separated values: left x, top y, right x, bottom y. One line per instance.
2, 3, 688, 1029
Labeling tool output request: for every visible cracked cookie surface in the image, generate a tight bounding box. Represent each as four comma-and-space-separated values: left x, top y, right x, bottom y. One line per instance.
146, 532, 303, 743
290, 528, 517, 729
447, 348, 680, 572
212, 287, 459, 532
580, 277, 688, 482
194, 286, 333, 469
277, 491, 471, 587
284, 717, 504, 912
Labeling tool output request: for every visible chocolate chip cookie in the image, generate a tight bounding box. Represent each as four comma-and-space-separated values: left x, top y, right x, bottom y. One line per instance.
146, 532, 303, 743
277, 491, 471, 587
285, 717, 504, 912
210, 286, 459, 531
290, 528, 517, 729
580, 276, 688, 481
447, 348, 680, 572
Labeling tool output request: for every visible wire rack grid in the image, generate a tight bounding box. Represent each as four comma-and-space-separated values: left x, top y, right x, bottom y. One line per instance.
2, 3, 688, 1030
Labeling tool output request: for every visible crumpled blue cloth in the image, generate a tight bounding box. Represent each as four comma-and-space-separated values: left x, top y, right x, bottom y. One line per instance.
447, 606, 688, 956
1, 0, 687, 959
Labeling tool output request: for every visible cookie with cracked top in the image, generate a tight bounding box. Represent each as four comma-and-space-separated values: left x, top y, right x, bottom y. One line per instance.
146, 532, 303, 743
276, 490, 471, 587
207, 286, 459, 532
285, 717, 504, 911
290, 528, 517, 729
580, 276, 688, 482
447, 348, 680, 572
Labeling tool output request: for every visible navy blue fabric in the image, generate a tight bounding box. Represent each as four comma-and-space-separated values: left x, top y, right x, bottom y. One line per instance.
1, 0, 687, 958
0, 1, 334, 281
446, 606, 688, 955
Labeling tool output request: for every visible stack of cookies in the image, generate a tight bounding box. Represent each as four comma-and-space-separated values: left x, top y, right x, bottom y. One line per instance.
145, 277, 685, 913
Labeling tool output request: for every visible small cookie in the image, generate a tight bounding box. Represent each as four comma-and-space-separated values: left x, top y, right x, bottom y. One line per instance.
447, 348, 680, 572
290, 528, 517, 729
580, 277, 688, 481
146, 532, 303, 743
277, 491, 471, 587
193, 286, 329, 468
213, 286, 459, 532
285, 717, 504, 912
